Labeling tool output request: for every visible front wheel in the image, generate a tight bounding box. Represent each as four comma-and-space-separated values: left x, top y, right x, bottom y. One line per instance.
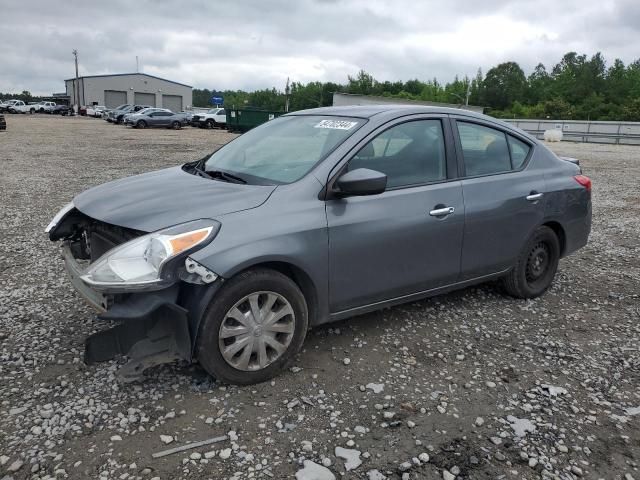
503, 225, 560, 299
196, 269, 308, 385
136, 120, 147, 129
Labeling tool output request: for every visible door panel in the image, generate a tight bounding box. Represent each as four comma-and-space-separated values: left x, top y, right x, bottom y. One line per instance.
452, 119, 546, 278
459, 171, 546, 278
326, 117, 463, 313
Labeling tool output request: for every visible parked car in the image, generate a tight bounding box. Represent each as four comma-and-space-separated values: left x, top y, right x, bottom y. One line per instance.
109, 104, 153, 124
86, 105, 107, 118
191, 108, 226, 128
52, 104, 70, 116
46, 106, 592, 384
105, 104, 131, 123
125, 109, 186, 129
122, 107, 167, 123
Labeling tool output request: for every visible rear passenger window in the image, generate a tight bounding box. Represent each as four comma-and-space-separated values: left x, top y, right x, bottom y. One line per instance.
508, 135, 531, 169
458, 122, 511, 176
348, 119, 447, 188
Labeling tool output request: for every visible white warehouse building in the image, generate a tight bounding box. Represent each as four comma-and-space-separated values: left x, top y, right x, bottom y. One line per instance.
64, 73, 193, 112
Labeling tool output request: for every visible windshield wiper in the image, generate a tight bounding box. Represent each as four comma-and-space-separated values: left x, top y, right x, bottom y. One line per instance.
205, 170, 247, 184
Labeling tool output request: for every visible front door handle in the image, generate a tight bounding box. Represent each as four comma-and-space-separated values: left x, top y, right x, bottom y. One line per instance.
526, 192, 544, 202
429, 206, 455, 217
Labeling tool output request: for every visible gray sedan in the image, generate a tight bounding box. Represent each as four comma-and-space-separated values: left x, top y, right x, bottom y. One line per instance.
126, 109, 187, 129
46, 105, 591, 384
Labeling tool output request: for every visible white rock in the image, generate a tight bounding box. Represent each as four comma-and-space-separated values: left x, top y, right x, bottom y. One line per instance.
398, 461, 412, 472
407, 420, 416, 428
295, 460, 336, 480
540, 384, 567, 396
219, 448, 232, 459
367, 469, 387, 480
343, 358, 351, 365
204, 450, 217, 459
335, 446, 362, 471
529, 457, 538, 468
110, 435, 122, 441
0, 455, 10, 466
485, 381, 497, 388
321, 457, 332, 467
7, 460, 23, 472
475, 417, 484, 426
190, 452, 202, 460
507, 415, 536, 437
354, 425, 366, 434
160, 435, 173, 444
625, 406, 640, 416
443, 470, 455, 480
418, 453, 430, 463
366, 383, 384, 394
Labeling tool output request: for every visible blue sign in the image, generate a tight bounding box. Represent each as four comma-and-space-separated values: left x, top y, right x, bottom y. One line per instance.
210, 95, 224, 105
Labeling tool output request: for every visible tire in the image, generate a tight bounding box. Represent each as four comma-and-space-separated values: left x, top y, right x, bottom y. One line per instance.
30, 108, 35, 114
503, 225, 560, 299
171, 121, 181, 130
196, 268, 309, 385
206, 119, 214, 129
136, 120, 146, 129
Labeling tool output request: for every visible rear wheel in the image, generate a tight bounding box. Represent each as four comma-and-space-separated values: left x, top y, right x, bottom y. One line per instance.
171, 121, 181, 129
503, 226, 560, 298
196, 268, 308, 385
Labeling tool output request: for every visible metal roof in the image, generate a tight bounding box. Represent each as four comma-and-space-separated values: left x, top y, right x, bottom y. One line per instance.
63, 73, 192, 88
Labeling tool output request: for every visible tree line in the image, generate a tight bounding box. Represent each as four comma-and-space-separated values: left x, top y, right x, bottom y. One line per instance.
3, 51, 639, 120
194, 51, 640, 121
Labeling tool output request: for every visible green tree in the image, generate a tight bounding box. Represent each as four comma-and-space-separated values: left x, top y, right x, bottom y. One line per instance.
483, 62, 526, 110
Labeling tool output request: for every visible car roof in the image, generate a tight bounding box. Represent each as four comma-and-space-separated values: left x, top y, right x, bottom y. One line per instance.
286, 105, 535, 142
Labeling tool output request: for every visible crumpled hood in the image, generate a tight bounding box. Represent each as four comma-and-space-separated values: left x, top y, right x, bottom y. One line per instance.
74, 166, 276, 232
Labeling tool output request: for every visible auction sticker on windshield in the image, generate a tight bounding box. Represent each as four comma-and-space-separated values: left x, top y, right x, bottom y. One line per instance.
314, 119, 358, 130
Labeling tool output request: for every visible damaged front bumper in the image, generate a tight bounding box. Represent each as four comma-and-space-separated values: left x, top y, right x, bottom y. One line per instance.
62, 244, 220, 381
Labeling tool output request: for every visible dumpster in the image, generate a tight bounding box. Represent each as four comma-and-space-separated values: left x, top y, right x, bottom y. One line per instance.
0, 114, 6, 131
226, 108, 282, 133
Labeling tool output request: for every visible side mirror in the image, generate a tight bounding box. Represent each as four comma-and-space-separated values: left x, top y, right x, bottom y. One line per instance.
335, 168, 387, 197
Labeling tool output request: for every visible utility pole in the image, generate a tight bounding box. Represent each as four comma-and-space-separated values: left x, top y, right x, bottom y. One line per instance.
465, 77, 471, 106
284, 77, 290, 113
136, 56, 139, 73
72, 49, 79, 112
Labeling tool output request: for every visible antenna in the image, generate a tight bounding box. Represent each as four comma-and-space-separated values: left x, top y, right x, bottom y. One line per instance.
136, 56, 139, 73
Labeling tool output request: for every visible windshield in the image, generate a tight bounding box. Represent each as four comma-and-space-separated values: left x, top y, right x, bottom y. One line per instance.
204, 115, 365, 184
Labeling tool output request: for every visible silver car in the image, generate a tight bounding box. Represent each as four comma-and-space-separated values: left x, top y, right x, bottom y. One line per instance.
125, 109, 186, 129
47, 105, 591, 384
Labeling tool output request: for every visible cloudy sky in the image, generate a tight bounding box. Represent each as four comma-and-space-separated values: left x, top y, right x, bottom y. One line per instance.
1, 0, 638, 95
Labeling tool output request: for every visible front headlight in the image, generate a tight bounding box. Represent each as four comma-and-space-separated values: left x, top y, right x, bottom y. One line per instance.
82, 220, 220, 289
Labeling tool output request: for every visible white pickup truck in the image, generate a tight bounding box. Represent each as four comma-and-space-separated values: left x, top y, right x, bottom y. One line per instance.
8, 100, 36, 114
34, 101, 57, 113
191, 108, 227, 128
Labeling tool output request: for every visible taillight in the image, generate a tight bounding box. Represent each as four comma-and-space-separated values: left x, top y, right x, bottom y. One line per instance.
574, 175, 591, 192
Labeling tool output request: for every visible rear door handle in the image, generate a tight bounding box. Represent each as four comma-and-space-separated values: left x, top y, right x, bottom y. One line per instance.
429, 206, 455, 217
526, 192, 544, 202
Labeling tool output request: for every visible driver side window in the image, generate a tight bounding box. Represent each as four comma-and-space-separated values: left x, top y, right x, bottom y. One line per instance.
348, 119, 446, 188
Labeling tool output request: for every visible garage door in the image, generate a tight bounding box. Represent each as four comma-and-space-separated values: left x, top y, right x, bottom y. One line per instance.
162, 95, 182, 113
134, 92, 156, 107
104, 90, 127, 108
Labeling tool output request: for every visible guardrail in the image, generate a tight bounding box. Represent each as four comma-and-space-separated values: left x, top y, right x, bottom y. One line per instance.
504, 119, 640, 145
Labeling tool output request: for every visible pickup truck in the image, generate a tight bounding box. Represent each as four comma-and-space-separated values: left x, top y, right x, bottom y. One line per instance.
35, 101, 57, 113
8, 100, 35, 114
191, 107, 226, 128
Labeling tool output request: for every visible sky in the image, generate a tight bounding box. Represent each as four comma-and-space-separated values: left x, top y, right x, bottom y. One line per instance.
1, 0, 639, 95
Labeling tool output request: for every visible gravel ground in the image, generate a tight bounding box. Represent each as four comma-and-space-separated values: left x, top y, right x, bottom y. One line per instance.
0, 114, 639, 480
